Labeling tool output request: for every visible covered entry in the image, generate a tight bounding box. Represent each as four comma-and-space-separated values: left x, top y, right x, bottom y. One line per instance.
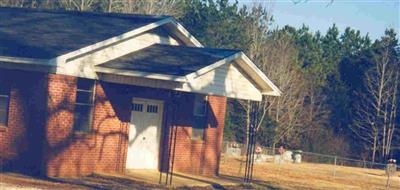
126, 98, 164, 169
94, 43, 281, 183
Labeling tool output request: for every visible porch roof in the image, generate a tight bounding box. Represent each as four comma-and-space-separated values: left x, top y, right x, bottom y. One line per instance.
95, 44, 281, 100
96, 44, 240, 76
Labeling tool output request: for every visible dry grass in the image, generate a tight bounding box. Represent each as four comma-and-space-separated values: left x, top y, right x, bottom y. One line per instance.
0, 173, 87, 190
0, 172, 181, 190
1, 158, 399, 190
0, 172, 255, 190
219, 157, 400, 190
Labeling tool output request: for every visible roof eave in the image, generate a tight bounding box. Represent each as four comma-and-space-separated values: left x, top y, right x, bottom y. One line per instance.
164, 19, 203, 48
185, 52, 241, 80
184, 52, 282, 97
239, 53, 282, 97
0, 55, 52, 66
262, 90, 281, 96
47, 17, 204, 66
94, 66, 187, 82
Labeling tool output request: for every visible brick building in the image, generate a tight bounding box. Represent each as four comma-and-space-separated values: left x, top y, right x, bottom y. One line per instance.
0, 8, 280, 177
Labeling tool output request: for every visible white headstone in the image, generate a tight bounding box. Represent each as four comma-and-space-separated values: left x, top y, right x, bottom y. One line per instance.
294, 154, 302, 163
282, 151, 293, 162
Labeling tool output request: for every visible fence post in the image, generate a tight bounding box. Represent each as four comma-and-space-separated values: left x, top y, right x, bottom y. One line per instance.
333, 156, 337, 177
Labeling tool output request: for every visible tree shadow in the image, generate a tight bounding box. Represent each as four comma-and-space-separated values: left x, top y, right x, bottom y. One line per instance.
0, 70, 48, 176
217, 174, 281, 190
171, 172, 227, 189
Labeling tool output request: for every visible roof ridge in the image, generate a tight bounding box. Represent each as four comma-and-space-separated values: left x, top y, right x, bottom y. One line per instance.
0, 6, 172, 20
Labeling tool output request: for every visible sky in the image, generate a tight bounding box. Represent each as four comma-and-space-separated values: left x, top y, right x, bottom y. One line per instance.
237, 0, 399, 40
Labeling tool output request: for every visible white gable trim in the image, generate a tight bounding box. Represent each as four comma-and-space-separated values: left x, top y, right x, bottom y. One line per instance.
0, 56, 52, 66
93, 66, 187, 82
164, 20, 203, 47
0, 13, 280, 98
185, 53, 241, 80
98, 63, 263, 101
1, 16, 203, 66
239, 53, 282, 96
184, 52, 281, 97
48, 17, 174, 66
47, 17, 203, 66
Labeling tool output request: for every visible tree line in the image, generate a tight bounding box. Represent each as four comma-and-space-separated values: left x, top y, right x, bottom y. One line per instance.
1, 0, 398, 163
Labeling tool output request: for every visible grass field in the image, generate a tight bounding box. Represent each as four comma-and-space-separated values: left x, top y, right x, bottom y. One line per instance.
219, 157, 400, 190
1, 158, 399, 189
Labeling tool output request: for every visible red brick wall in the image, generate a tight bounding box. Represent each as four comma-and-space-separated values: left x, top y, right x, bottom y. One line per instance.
1, 70, 227, 177
0, 69, 47, 175
91, 82, 130, 174
44, 74, 95, 177
89, 82, 227, 176
166, 95, 227, 176
44, 75, 131, 177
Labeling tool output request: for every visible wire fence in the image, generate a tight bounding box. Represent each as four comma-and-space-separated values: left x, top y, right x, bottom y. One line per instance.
220, 141, 400, 189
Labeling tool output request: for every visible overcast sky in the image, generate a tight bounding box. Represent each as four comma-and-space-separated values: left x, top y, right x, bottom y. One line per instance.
237, 0, 399, 40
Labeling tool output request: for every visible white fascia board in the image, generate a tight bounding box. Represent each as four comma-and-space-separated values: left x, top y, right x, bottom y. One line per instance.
185, 52, 242, 80
94, 66, 187, 82
49, 17, 174, 66
2, 17, 203, 68
168, 19, 203, 47
239, 53, 282, 96
0, 56, 52, 66
262, 90, 281, 96
184, 52, 281, 97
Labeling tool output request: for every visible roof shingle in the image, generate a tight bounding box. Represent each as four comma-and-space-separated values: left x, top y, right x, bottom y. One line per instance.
97, 44, 240, 76
0, 7, 167, 59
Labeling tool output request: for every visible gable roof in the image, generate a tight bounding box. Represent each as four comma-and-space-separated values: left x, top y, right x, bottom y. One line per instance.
0, 7, 167, 59
96, 44, 240, 76
0, 7, 281, 99
95, 44, 281, 96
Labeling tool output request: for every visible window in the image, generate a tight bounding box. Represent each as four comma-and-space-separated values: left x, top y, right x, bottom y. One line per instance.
147, 105, 158, 113
73, 78, 95, 132
132, 103, 144, 112
192, 95, 207, 140
0, 80, 10, 127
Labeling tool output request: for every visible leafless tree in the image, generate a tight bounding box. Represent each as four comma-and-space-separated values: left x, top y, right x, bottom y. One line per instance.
352, 47, 399, 162
60, 0, 97, 11
0, 0, 59, 9
0, 0, 184, 16
236, 2, 324, 152
236, 2, 273, 149
103, 0, 184, 17
262, 36, 307, 149
0, 0, 27, 7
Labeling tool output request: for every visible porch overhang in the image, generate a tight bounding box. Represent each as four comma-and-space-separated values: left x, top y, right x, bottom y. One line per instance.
94, 44, 281, 101
93, 66, 188, 82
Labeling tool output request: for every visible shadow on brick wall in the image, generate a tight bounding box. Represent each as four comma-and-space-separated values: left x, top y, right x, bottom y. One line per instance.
44, 79, 130, 177
0, 71, 48, 176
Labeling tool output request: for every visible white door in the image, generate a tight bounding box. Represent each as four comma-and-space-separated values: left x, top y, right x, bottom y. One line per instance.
126, 98, 164, 169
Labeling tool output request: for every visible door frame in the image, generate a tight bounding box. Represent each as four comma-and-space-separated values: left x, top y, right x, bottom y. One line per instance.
126, 97, 164, 170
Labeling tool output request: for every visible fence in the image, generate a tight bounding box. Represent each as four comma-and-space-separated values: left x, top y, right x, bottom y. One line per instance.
220, 141, 400, 189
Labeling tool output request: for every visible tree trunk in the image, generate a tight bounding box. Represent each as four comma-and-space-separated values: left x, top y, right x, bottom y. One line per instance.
372, 134, 377, 163
108, 0, 113, 12
272, 142, 276, 155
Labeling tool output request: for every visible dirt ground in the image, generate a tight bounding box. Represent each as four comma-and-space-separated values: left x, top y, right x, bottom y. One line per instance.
219, 157, 400, 190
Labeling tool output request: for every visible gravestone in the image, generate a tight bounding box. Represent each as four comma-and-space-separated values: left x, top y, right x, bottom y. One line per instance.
282, 151, 293, 162
386, 163, 397, 176
225, 144, 242, 157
